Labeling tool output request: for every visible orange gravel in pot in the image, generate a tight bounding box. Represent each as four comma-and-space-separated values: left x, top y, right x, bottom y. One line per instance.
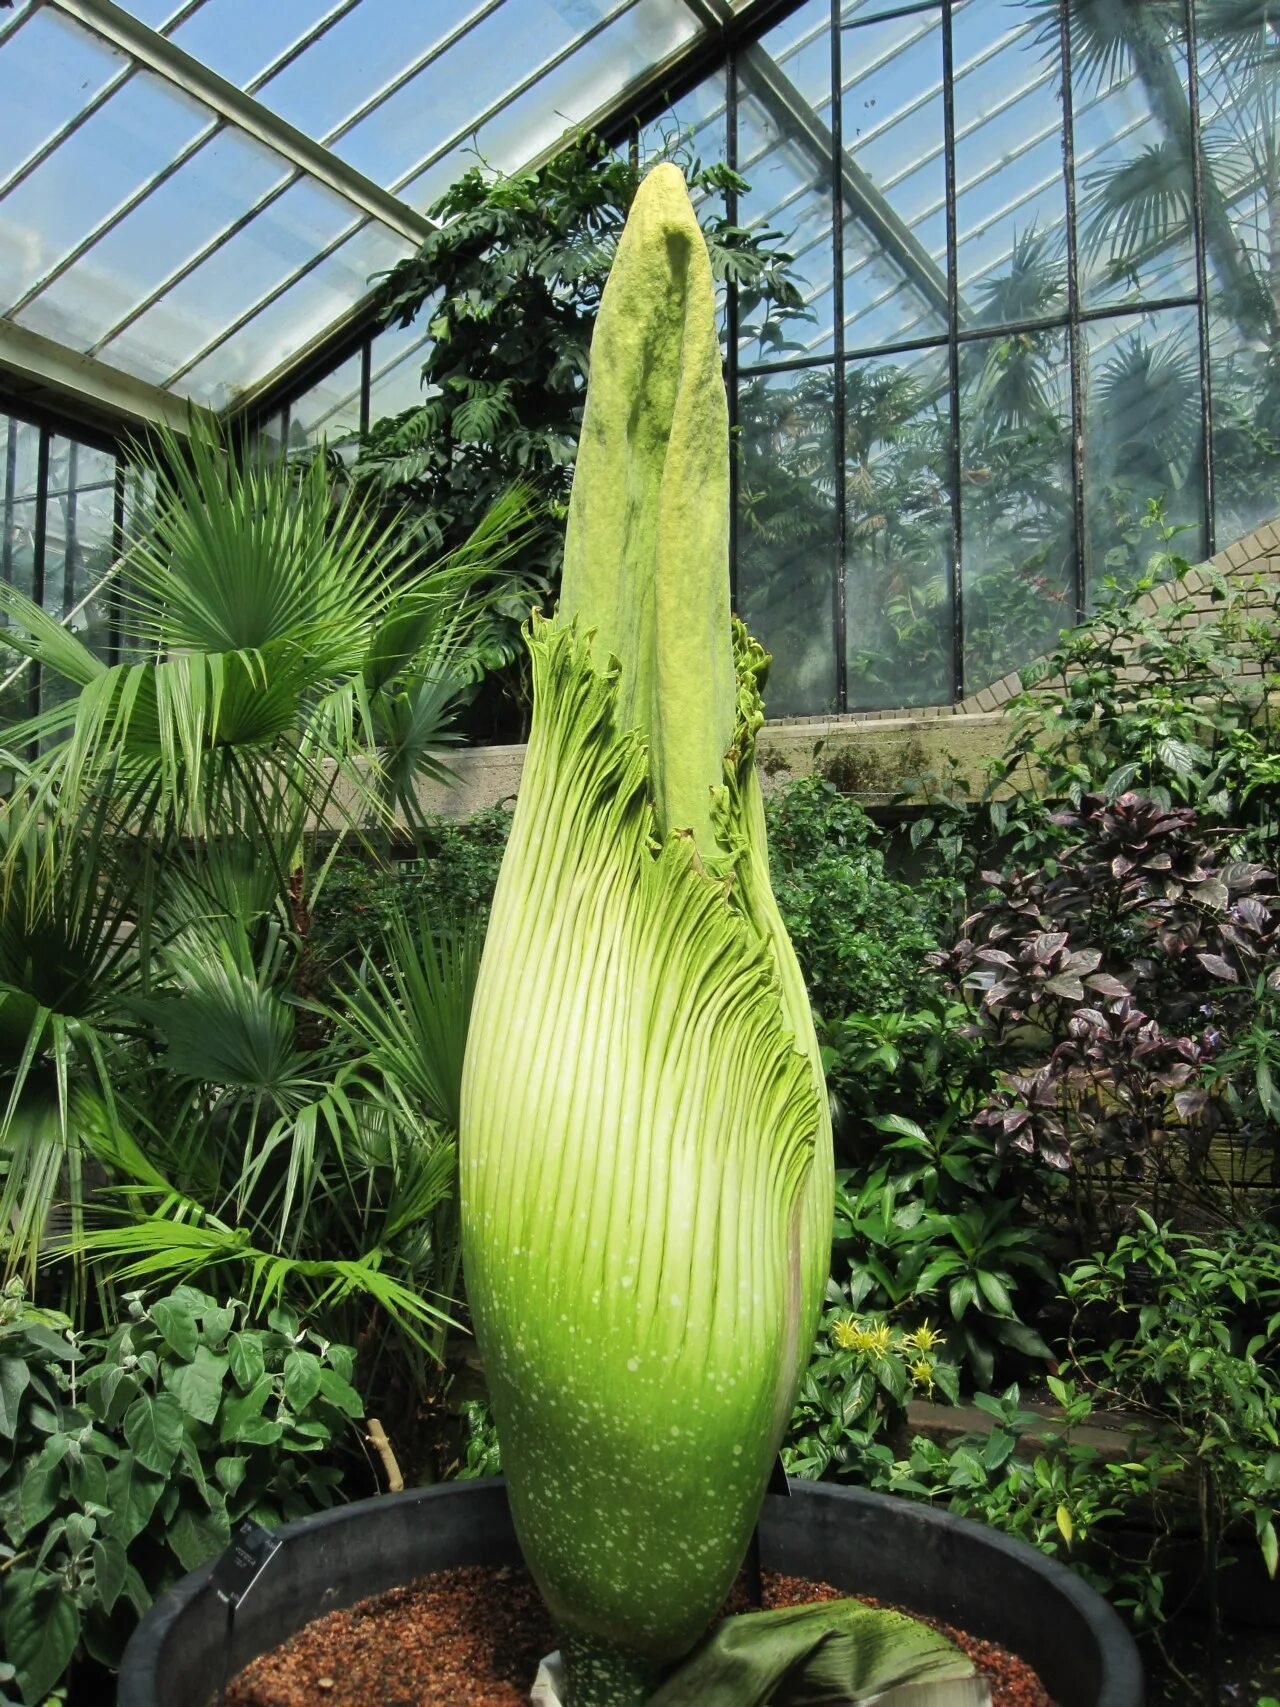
226, 1564, 1056, 1707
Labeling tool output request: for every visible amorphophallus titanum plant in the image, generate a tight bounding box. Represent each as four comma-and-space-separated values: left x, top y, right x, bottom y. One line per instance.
460, 166, 985, 1707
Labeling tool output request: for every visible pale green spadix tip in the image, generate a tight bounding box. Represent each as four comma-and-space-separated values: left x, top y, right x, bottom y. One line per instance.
559, 162, 733, 861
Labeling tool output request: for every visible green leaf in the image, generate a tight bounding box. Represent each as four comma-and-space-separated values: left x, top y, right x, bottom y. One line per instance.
202, 1306, 236, 1349
0, 1355, 31, 1439
148, 1297, 199, 1362
219, 1375, 275, 1444
317, 1366, 364, 1418
164, 1346, 229, 1424
227, 1331, 266, 1393
2, 1572, 80, 1705
282, 1349, 321, 1413
214, 1455, 248, 1497
104, 1451, 166, 1545
69, 1451, 110, 1510
168, 1500, 231, 1572
974, 1271, 1014, 1317
18, 1435, 73, 1535
1260, 1519, 1278, 1581
646, 1600, 982, 1706
92, 1534, 128, 1616
123, 1392, 185, 1475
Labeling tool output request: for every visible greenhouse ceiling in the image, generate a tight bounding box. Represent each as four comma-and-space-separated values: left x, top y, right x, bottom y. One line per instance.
0, 0, 765, 431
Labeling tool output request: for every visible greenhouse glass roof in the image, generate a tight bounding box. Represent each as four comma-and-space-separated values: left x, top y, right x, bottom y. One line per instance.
0, 0, 758, 416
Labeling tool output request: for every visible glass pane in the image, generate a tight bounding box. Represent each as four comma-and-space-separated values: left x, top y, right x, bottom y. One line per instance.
842, 7, 948, 352
96, 178, 379, 391
0, 70, 210, 317
42, 439, 117, 715
639, 67, 729, 174
43, 440, 115, 623
0, 9, 126, 183
841, 0, 936, 21
0, 413, 40, 726
1197, 3, 1280, 548
737, 365, 839, 718
333, 0, 627, 187
17, 129, 289, 357
738, 0, 835, 360
368, 311, 434, 422
254, 0, 497, 148
1084, 304, 1205, 596
1070, 7, 1196, 310
169, 0, 332, 91
175, 222, 412, 408
952, 0, 1069, 331
394, 0, 697, 208
288, 348, 364, 451
1, 414, 40, 600
845, 345, 952, 710
961, 328, 1074, 693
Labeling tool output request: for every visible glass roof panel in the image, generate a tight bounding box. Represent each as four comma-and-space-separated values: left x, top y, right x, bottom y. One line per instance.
167, 0, 342, 90
332, 0, 646, 189
367, 316, 434, 422
0, 0, 716, 408
176, 222, 413, 408
0, 67, 210, 318
251, 0, 498, 146
396, 0, 699, 211
95, 176, 374, 386
0, 9, 129, 190
16, 128, 290, 356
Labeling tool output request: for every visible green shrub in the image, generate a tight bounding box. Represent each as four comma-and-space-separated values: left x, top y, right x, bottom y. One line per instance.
0, 1284, 363, 1706
813, 1217, 1280, 1641
766, 776, 949, 1022
309, 808, 511, 971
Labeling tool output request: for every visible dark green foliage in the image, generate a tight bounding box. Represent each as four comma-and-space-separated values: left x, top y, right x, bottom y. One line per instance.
350, 135, 806, 730
309, 808, 512, 970
0, 1285, 363, 1706
765, 777, 949, 1021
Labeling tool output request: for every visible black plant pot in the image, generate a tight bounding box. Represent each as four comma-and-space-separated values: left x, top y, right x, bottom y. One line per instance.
118, 1479, 1142, 1707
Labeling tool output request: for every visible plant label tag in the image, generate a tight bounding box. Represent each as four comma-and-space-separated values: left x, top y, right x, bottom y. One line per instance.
209, 1519, 283, 1609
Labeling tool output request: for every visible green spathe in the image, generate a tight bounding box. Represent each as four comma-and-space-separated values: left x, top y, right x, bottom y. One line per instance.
459, 166, 833, 1701
558, 160, 733, 864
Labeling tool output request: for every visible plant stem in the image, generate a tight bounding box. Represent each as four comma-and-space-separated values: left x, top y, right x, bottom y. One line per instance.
563, 1637, 659, 1707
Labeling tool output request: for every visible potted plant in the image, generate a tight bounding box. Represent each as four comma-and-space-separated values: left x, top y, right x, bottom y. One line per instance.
119, 168, 1142, 1707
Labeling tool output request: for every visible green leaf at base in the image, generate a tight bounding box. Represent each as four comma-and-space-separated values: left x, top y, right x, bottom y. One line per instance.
645, 1601, 990, 1707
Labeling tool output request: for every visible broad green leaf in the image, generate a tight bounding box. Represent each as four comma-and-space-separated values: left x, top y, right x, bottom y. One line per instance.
220, 1376, 275, 1443
148, 1297, 199, 1362
0, 1354, 30, 1439
202, 1305, 236, 1349
215, 1454, 248, 1497
89, 1533, 127, 1618
282, 1349, 321, 1413
104, 1451, 165, 1545
123, 1392, 185, 1475
164, 1346, 229, 1424
227, 1330, 266, 1392
646, 1600, 984, 1706
168, 1499, 231, 1572
2, 1571, 80, 1705
317, 1366, 363, 1418
69, 1451, 110, 1510
17, 1435, 73, 1535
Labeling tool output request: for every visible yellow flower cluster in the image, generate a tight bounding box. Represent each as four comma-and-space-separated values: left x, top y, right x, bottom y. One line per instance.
828, 1315, 940, 1393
